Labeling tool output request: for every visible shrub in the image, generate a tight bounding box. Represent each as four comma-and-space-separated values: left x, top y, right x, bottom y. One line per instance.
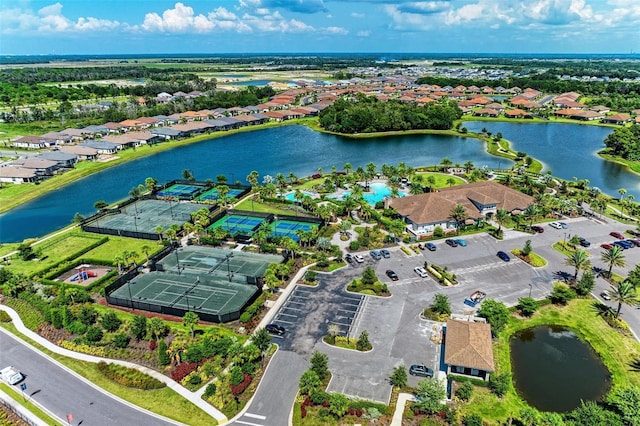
433, 226, 444, 238
112, 333, 130, 349
229, 373, 252, 396
170, 361, 203, 382
463, 413, 483, 426
230, 366, 244, 386
0, 310, 12, 323
85, 326, 103, 343
203, 383, 216, 399
310, 351, 329, 381
356, 330, 372, 351
517, 297, 538, 317
100, 311, 122, 332
456, 381, 474, 401
188, 374, 202, 386
158, 340, 170, 366
349, 241, 360, 251
149, 340, 157, 351
310, 390, 330, 405
66, 320, 87, 335
96, 362, 165, 390
549, 283, 576, 305
489, 372, 510, 398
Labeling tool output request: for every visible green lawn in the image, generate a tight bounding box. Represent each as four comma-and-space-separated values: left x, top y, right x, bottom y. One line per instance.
0, 382, 58, 425
0, 323, 218, 426
459, 298, 640, 423
82, 234, 162, 263
234, 197, 300, 215
415, 172, 466, 188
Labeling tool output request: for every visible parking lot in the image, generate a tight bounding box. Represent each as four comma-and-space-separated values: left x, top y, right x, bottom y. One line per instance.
266, 215, 640, 404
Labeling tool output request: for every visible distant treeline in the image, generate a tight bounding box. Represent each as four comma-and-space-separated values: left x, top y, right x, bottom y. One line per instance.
604, 124, 640, 161
471, 58, 640, 80
319, 95, 462, 133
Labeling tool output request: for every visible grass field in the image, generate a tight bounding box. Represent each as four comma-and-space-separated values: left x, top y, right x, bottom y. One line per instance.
82, 234, 161, 263
459, 298, 640, 423
234, 197, 298, 215
414, 172, 466, 188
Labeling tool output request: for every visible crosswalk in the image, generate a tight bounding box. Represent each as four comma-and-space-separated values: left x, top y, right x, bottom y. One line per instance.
234, 412, 267, 425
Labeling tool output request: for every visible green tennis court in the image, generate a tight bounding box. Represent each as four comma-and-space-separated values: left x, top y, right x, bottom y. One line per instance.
157, 184, 202, 199
196, 188, 244, 202
270, 219, 318, 242
209, 214, 265, 236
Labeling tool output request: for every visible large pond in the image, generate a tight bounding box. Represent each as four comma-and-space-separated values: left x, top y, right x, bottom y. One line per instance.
462, 121, 640, 199
510, 325, 611, 412
0, 125, 503, 242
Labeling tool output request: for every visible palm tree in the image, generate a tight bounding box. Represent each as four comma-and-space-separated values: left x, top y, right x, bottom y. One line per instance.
618, 188, 627, 201
523, 205, 539, 227
463, 161, 474, 173
495, 208, 509, 234
609, 281, 639, 318
113, 255, 125, 274
141, 245, 151, 266
449, 204, 468, 235
565, 249, 591, 280
446, 177, 456, 187
601, 246, 626, 279
343, 162, 353, 175
440, 157, 452, 172
426, 175, 436, 192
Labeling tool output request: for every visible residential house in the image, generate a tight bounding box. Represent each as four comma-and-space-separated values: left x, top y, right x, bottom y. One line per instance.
9, 158, 60, 176
59, 145, 99, 161
12, 135, 57, 150
149, 127, 182, 140
0, 167, 39, 184
602, 113, 631, 125
37, 151, 78, 168
80, 140, 119, 155
444, 319, 495, 381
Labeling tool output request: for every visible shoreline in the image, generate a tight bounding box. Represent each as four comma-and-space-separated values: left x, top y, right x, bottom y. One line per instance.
0, 117, 634, 215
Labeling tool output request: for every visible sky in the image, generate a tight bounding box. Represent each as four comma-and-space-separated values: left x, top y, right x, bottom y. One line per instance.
1, 0, 639, 55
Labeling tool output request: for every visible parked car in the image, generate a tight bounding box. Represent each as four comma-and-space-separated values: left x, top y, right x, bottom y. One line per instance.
578, 237, 591, 247
600, 243, 613, 250
630, 239, 640, 247
370, 250, 382, 260
0, 366, 23, 385
344, 253, 354, 263
354, 254, 365, 263
497, 251, 510, 262
610, 231, 625, 239
549, 222, 563, 229
627, 229, 640, 237
445, 239, 458, 247
386, 270, 399, 281
409, 364, 434, 377
380, 249, 391, 258
414, 267, 428, 278
614, 241, 629, 250
619, 240, 634, 249
600, 290, 611, 301
530, 225, 544, 233
425, 242, 436, 251
265, 323, 286, 336
455, 238, 467, 247
559, 222, 568, 229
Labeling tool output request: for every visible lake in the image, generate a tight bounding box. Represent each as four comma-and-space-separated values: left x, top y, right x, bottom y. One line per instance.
0, 125, 503, 242
462, 121, 639, 199
510, 325, 611, 412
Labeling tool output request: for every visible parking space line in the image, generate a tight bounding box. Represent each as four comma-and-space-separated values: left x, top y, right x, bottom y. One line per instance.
275, 319, 295, 325
282, 306, 302, 312
348, 297, 367, 338
277, 312, 297, 318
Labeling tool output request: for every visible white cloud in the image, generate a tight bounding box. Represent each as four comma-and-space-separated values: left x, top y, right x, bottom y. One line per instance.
324, 26, 348, 34
351, 12, 364, 18
357, 30, 371, 36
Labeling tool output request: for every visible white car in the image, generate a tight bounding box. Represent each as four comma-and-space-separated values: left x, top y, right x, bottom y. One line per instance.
549, 222, 563, 229
353, 254, 365, 263
1, 366, 24, 385
414, 267, 428, 278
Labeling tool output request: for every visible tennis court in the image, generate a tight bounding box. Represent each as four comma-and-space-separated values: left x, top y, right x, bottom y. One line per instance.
158, 246, 281, 282
195, 188, 245, 202
270, 219, 319, 241
109, 272, 259, 322
209, 214, 266, 236
84, 199, 204, 237
157, 184, 203, 199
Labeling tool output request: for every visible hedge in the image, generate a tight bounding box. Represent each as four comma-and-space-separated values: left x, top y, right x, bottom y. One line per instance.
96, 361, 166, 390
239, 293, 266, 324
448, 374, 490, 388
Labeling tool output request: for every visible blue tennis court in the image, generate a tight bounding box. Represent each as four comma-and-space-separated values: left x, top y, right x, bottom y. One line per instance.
157, 184, 202, 199
270, 219, 318, 241
209, 214, 266, 236
196, 188, 244, 202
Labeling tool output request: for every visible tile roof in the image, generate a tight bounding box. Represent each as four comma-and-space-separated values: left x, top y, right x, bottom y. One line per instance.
444, 319, 495, 372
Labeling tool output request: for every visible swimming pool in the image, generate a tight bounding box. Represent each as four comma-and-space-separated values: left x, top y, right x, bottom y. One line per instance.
284, 190, 318, 201
340, 182, 407, 205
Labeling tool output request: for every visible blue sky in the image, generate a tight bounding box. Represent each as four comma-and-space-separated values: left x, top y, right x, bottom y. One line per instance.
1, 0, 639, 55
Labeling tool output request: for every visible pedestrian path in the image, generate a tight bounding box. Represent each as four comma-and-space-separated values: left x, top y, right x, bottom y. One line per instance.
0, 304, 228, 424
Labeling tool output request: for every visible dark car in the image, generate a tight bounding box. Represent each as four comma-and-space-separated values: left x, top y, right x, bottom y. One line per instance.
344, 253, 354, 263
578, 237, 591, 247
613, 241, 628, 250
630, 239, 640, 247
265, 323, 285, 336
445, 239, 458, 247
497, 251, 510, 262
530, 225, 544, 233
619, 240, 634, 249
380, 249, 391, 258
600, 243, 613, 250
386, 270, 399, 281
425, 242, 436, 251
610, 231, 625, 239
370, 250, 382, 260
409, 364, 434, 377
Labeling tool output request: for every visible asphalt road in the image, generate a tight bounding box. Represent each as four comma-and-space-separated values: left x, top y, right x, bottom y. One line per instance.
0, 330, 179, 426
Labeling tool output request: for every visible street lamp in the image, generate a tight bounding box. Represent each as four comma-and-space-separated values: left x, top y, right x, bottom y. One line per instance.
226, 252, 234, 282
563, 232, 567, 246
528, 283, 532, 298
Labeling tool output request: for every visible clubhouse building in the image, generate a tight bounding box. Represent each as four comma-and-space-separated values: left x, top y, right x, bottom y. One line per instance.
387, 181, 534, 237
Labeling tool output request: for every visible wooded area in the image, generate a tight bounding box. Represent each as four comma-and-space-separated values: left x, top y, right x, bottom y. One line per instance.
604, 124, 640, 161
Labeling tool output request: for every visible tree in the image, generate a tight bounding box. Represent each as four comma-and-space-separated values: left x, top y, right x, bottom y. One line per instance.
252, 328, 272, 355
449, 203, 468, 234
565, 249, 591, 280
130, 315, 147, 340
415, 377, 446, 413
610, 281, 639, 318
182, 311, 199, 338
356, 330, 372, 351
310, 351, 329, 381
299, 369, 321, 396
85, 326, 103, 343
182, 169, 195, 181
144, 177, 158, 192
519, 407, 540, 426
147, 317, 166, 341
575, 270, 596, 296
567, 400, 623, 426
517, 297, 538, 317
521, 239, 533, 257
610, 385, 640, 426
432, 293, 451, 315
361, 266, 377, 285
456, 381, 474, 401
494, 208, 509, 234
463, 160, 474, 173
477, 299, 510, 335
100, 311, 122, 332
440, 157, 452, 171
601, 245, 626, 279
446, 176, 456, 187
94, 200, 108, 210
488, 372, 510, 398
246, 170, 259, 187
463, 413, 483, 426
389, 366, 408, 388
158, 339, 170, 366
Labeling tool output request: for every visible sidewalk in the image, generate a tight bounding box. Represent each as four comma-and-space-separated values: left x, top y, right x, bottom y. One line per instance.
0, 305, 228, 424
